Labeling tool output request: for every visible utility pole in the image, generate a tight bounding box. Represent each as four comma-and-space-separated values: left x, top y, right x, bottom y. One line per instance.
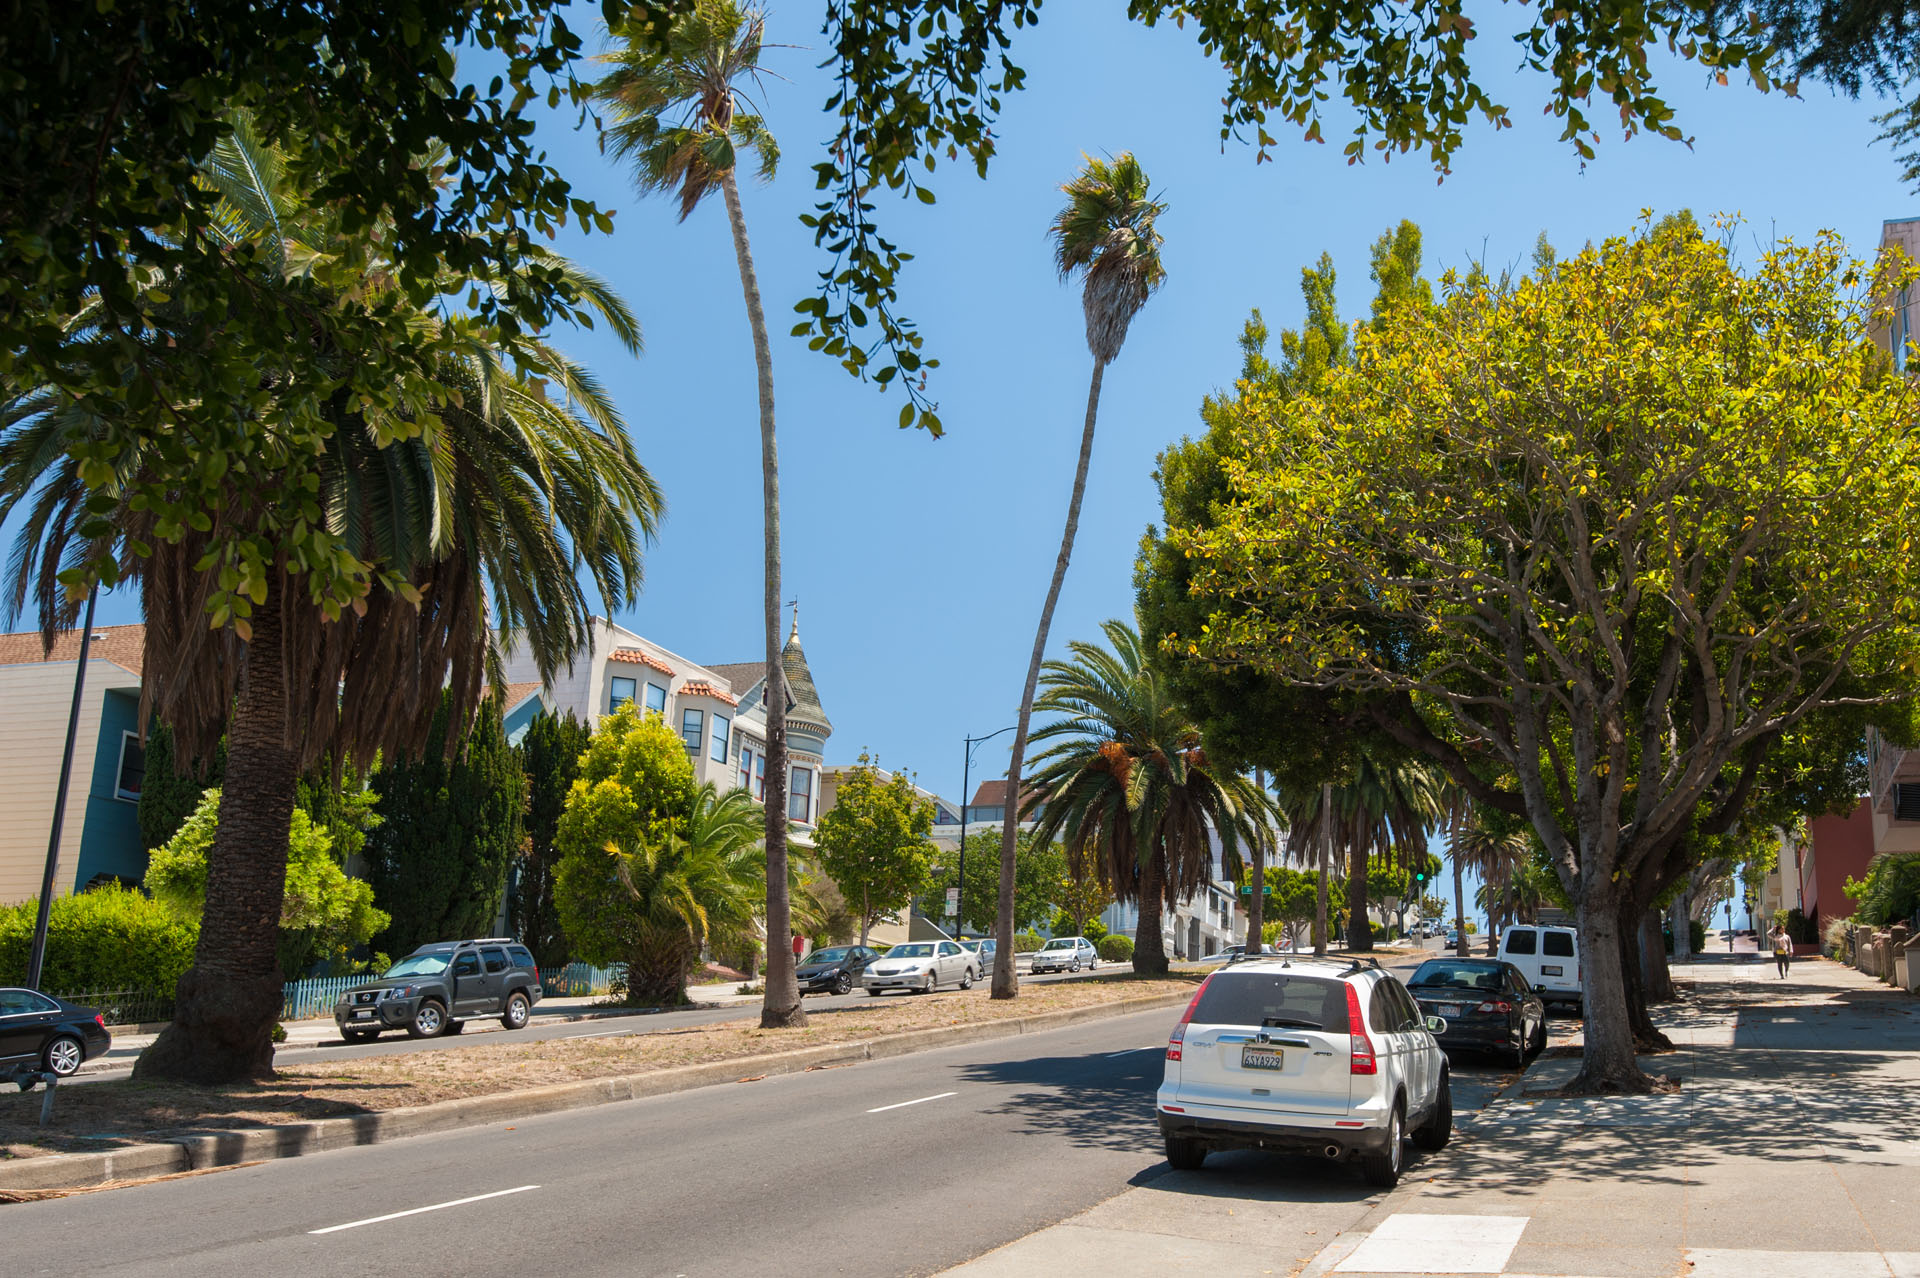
26, 587, 98, 991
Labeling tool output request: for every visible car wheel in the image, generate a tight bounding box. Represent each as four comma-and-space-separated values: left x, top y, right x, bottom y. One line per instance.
1090, 958, 1098, 970
407, 1000, 449, 1039
1361, 1106, 1405, 1188
959, 967, 975, 990
919, 972, 937, 995
833, 971, 854, 995
502, 991, 531, 1030
342, 1029, 378, 1044
1531, 1018, 1547, 1055
1509, 1027, 1528, 1070
42, 1034, 85, 1077
1164, 1135, 1208, 1171
1070, 958, 1081, 972
1414, 1072, 1452, 1151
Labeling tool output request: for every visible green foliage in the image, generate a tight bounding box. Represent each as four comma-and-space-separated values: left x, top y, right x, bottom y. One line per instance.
1098, 934, 1134, 962
0, 884, 198, 994
1845, 852, 1920, 927
1786, 907, 1814, 945
1013, 932, 1044, 953
366, 694, 526, 956
928, 830, 1062, 934
1690, 918, 1708, 953
554, 705, 699, 970
514, 710, 592, 966
813, 751, 938, 943
1050, 866, 1117, 939
295, 755, 382, 868
1075, 916, 1110, 945
136, 723, 224, 851
146, 790, 387, 976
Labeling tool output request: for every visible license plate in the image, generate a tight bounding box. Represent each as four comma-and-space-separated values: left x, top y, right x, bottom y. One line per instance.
351, 1010, 374, 1020
1542, 965, 1563, 976
1438, 1005, 1462, 1018
1240, 1046, 1284, 1071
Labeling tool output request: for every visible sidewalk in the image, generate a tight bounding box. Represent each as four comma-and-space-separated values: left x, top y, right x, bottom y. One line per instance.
949, 957, 1920, 1277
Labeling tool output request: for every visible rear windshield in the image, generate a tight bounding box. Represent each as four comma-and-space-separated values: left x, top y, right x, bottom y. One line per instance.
1504, 930, 1537, 955
1408, 961, 1506, 992
1543, 931, 1576, 957
1190, 973, 1350, 1032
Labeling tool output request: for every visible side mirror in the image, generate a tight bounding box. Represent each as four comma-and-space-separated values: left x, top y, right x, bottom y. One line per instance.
1425, 1015, 1448, 1035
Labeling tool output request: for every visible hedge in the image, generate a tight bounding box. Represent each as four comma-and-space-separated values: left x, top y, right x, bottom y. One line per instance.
0, 884, 196, 995
1013, 931, 1043, 953
1097, 934, 1134, 962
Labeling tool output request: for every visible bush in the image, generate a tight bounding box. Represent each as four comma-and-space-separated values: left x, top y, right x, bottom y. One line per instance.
1082, 918, 1109, 944
1845, 852, 1920, 927
1786, 907, 1814, 945
1824, 915, 1854, 961
1013, 931, 1043, 953
1097, 934, 1134, 963
0, 884, 196, 995
1689, 918, 1706, 953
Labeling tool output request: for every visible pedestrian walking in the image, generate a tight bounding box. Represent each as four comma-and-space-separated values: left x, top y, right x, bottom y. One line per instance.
1770, 922, 1792, 978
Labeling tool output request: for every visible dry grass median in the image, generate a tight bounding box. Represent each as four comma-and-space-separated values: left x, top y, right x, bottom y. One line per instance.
1, 972, 1198, 1162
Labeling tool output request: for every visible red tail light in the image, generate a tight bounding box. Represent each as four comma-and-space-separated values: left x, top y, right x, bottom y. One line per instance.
1167, 975, 1211, 1062
1476, 1001, 1514, 1014
94, 1013, 106, 1028
1345, 983, 1377, 1075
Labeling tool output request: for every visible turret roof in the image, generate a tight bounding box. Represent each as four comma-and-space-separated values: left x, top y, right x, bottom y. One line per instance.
780, 610, 831, 733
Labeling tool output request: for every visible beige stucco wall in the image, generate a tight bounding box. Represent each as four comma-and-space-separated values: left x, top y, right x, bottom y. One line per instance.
0, 658, 141, 906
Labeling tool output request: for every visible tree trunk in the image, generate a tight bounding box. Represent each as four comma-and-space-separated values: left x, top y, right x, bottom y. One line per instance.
720, 170, 804, 1031
1245, 768, 1266, 956
1642, 908, 1675, 1003
134, 603, 295, 1083
1347, 848, 1372, 951
1132, 843, 1170, 975
993, 359, 1107, 999
1669, 893, 1693, 962
1567, 886, 1656, 1093
859, 888, 870, 948
1313, 785, 1331, 956
627, 928, 696, 1007
1452, 844, 1469, 958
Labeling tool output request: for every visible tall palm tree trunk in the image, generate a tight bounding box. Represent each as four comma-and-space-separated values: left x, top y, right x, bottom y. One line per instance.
135, 603, 295, 1082
1313, 782, 1331, 956
1133, 841, 1170, 975
1452, 847, 1469, 957
1347, 845, 1373, 952
992, 360, 1105, 999
719, 170, 803, 1030
1245, 768, 1266, 955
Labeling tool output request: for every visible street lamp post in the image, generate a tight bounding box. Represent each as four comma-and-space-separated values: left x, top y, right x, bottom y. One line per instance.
25, 586, 99, 991
955, 724, 1018, 939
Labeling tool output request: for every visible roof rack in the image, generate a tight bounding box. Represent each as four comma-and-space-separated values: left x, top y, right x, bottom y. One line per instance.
1340, 955, 1385, 975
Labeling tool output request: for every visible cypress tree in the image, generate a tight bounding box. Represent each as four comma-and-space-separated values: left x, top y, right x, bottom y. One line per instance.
367, 692, 526, 954
512, 709, 590, 965
136, 722, 224, 851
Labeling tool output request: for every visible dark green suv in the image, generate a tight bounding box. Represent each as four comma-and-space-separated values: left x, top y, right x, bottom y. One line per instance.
333, 939, 542, 1041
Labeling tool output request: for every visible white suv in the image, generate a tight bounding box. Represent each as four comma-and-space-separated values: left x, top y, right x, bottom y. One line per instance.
1156, 957, 1452, 1187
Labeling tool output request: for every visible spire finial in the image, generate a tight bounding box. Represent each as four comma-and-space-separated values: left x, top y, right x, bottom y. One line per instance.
788, 598, 800, 643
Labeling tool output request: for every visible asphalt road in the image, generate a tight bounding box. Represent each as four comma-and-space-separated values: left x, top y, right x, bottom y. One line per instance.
8, 960, 1539, 1278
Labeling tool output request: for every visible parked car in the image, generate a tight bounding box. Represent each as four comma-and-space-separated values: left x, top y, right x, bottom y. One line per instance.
956, 937, 998, 975
1156, 957, 1450, 1187
0, 988, 112, 1080
1403, 957, 1546, 1068
794, 945, 880, 996
862, 940, 977, 994
1498, 924, 1583, 1011
1030, 936, 1099, 973
333, 939, 542, 1041
1195, 945, 1244, 966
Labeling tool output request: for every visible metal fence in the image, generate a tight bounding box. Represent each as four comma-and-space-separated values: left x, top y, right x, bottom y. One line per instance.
538, 962, 621, 997
50, 988, 175, 1026
281, 974, 364, 1021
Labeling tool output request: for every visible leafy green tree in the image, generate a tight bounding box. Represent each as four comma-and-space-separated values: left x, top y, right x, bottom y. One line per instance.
927, 831, 1062, 935
366, 694, 526, 957
814, 752, 938, 946
1166, 220, 1920, 1092
1, 119, 660, 1083
513, 710, 593, 966
295, 755, 382, 869
136, 723, 224, 851
1025, 619, 1269, 975
596, 0, 807, 1030
1051, 864, 1116, 939
553, 705, 700, 988
994, 156, 1168, 998
148, 789, 389, 978
1253, 864, 1323, 950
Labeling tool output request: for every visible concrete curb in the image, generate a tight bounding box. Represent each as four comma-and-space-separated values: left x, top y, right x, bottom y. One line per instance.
3, 989, 1191, 1192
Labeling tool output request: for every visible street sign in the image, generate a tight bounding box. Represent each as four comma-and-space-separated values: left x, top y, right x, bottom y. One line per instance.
945, 887, 960, 909
1237, 885, 1273, 897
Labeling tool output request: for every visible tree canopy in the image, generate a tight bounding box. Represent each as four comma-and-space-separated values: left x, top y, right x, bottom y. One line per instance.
813, 752, 938, 945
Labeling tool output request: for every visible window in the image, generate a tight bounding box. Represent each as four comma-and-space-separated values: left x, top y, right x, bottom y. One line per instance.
754, 752, 766, 801
1188, 973, 1349, 1031
454, 953, 481, 977
1369, 983, 1401, 1033
114, 731, 146, 801
508, 946, 536, 971
710, 713, 730, 763
939, 942, 961, 956
1542, 930, 1576, 958
645, 682, 667, 717
609, 675, 637, 710
482, 947, 509, 974
680, 707, 704, 752
789, 766, 813, 822
1505, 929, 1537, 955
738, 746, 754, 793
0, 989, 58, 1015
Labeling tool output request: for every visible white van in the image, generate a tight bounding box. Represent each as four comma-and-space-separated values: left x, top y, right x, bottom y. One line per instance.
1497, 925, 1582, 1009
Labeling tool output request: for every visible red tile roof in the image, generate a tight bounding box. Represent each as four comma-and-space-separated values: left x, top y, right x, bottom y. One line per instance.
495, 681, 544, 712
676, 680, 739, 706
608, 648, 674, 676
0, 623, 146, 676
969, 779, 1044, 809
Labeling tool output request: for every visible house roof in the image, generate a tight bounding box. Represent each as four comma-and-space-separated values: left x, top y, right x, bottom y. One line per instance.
497, 681, 544, 713
608, 648, 674, 677
0, 622, 146, 676
968, 779, 1045, 810
704, 662, 767, 697
780, 611, 831, 732
676, 680, 739, 707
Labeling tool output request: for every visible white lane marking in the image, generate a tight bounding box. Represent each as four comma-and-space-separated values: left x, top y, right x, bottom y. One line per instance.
866, 1091, 957, 1114
1107, 1045, 1163, 1057
308, 1185, 541, 1234
572, 1028, 631, 1039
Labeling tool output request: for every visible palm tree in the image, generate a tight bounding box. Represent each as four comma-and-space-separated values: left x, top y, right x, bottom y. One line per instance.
0, 120, 661, 1083
596, 0, 805, 1029
1449, 819, 1530, 957
617, 782, 767, 1004
993, 154, 1167, 998
1332, 751, 1446, 951
1024, 619, 1266, 975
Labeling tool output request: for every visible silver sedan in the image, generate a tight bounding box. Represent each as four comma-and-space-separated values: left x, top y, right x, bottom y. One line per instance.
861, 940, 976, 994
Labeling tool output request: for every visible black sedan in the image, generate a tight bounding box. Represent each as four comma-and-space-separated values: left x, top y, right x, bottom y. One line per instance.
1, 987, 112, 1079
794, 945, 881, 996
1405, 958, 1545, 1069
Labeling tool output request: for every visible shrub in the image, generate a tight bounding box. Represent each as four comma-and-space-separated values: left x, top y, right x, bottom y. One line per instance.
1824, 915, 1854, 961
1844, 852, 1920, 927
1097, 934, 1134, 963
1082, 917, 1109, 944
1689, 919, 1706, 953
1013, 931, 1043, 953
0, 883, 196, 994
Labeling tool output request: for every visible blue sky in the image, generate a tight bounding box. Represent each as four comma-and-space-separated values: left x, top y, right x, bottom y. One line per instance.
53, 5, 1913, 909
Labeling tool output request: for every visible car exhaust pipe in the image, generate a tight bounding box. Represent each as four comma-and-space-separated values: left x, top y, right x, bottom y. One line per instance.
1324, 1144, 1341, 1159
